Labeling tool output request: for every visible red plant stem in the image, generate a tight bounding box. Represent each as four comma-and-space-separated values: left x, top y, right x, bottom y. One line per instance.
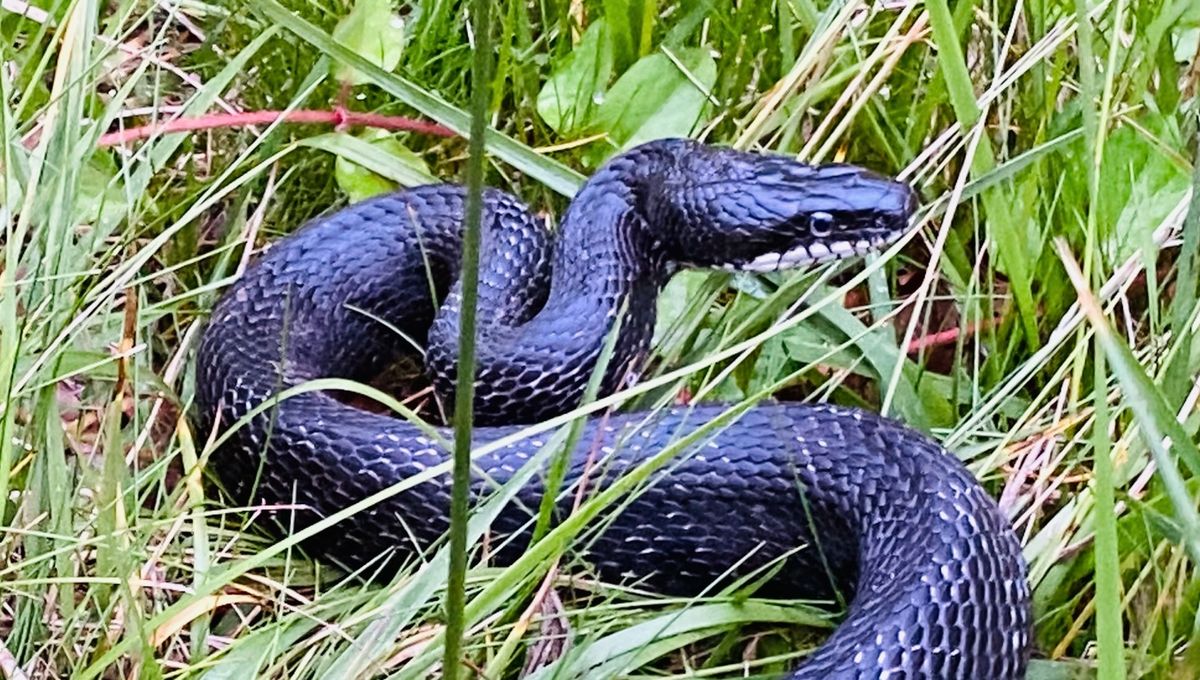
95, 107, 457, 148
84, 108, 994, 360
906, 317, 1000, 354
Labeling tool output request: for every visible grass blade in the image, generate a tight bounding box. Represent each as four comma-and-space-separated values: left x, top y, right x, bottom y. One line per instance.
1057, 238, 1200, 563
442, 0, 494, 676
926, 0, 1038, 348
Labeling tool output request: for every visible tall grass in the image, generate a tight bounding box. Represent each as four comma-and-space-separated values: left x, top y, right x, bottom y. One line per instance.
1, 0, 1197, 678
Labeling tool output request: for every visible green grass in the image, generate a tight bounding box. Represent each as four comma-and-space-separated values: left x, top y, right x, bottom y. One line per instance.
1, 0, 1199, 678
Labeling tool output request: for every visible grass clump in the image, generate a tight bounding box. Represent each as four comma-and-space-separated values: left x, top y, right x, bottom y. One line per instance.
1, 0, 1198, 678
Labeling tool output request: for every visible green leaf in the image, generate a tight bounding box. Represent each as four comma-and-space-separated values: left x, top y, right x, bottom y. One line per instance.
331, 0, 407, 86
199, 619, 320, 680
77, 152, 129, 226
317, 130, 434, 201
1174, 26, 1199, 62
602, 0, 636, 69
1097, 125, 1189, 262
782, 301, 948, 430
653, 269, 708, 346
1026, 658, 1097, 679
740, 334, 792, 397
536, 19, 614, 135
587, 46, 716, 163
779, 323, 866, 376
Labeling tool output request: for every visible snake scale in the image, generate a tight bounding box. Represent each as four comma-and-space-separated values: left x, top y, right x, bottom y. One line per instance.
195, 139, 1032, 678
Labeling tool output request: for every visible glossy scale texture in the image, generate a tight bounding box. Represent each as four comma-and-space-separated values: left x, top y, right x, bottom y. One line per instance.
194, 139, 1031, 678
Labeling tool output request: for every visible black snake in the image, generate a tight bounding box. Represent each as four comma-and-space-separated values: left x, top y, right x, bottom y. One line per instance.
195, 138, 1032, 678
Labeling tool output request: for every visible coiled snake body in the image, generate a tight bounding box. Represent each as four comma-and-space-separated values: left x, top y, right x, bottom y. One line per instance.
195, 139, 1032, 678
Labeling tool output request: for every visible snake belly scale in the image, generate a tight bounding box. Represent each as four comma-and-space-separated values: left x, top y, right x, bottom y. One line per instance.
194, 138, 1032, 678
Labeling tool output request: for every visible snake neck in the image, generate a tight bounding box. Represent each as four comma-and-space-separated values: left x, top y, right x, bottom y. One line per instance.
429, 150, 676, 425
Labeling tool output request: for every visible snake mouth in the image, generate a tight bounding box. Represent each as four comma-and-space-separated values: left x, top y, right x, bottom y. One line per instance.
722, 227, 907, 272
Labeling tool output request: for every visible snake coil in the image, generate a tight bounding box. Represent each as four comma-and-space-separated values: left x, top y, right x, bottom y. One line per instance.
195, 139, 1032, 678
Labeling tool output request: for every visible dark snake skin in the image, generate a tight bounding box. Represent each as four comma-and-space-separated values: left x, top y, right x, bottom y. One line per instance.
194, 139, 1032, 678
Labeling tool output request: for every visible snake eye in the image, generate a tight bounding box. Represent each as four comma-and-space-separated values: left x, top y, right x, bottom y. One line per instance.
809, 211, 834, 237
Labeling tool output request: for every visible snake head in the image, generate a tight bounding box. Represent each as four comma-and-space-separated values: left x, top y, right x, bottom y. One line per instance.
641, 139, 919, 272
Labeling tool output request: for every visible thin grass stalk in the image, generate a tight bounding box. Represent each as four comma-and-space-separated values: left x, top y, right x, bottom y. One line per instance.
443, 0, 494, 676
1091, 344, 1126, 680
1078, 1, 1129, 676
1067, 0, 1102, 410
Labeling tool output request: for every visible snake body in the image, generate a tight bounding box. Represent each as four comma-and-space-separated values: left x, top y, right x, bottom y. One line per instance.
195, 139, 1032, 678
